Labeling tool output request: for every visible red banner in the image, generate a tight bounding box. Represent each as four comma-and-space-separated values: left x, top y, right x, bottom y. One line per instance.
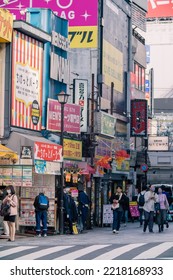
147, 0, 173, 18
130, 100, 148, 137
34, 142, 62, 162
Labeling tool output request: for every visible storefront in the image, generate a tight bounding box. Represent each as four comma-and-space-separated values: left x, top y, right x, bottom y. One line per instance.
5, 131, 62, 233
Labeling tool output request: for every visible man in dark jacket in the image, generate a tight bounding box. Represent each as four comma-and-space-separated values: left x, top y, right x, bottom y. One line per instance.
78, 190, 90, 231
33, 192, 49, 237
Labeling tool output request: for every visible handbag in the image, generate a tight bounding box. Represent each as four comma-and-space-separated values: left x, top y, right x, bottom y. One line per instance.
0, 202, 11, 217
154, 202, 160, 212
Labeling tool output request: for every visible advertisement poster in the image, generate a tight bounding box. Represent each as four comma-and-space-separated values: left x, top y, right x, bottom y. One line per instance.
47, 99, 80, 134
63, 139, 82, 161
1, 0, 98, 48
103, 39, 123, 93
22, 166, 32, 187
11, 30, 43, 130
34, 141, 62, 162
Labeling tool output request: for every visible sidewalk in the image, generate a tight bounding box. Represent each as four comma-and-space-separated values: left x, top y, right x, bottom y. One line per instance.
1, 221, 173, 246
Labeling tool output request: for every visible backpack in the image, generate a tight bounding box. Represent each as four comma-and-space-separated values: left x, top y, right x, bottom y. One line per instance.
38, 194, 48, 210
138, 192, 145, 207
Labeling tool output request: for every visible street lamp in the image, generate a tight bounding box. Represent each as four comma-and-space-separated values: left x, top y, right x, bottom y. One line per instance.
57, 91, 70, 234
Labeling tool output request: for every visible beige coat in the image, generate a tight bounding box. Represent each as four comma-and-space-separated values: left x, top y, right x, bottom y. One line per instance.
3, 194, 18, 216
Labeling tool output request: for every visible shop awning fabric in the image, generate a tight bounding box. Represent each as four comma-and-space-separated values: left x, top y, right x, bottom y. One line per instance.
0, 144, 18, 160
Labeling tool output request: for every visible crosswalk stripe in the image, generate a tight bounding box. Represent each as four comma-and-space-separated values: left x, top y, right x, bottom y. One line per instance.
15, 245, 73, 260
0, 246, 37, 258
133, 242, 173, 259
54, 245, 110, 260
94, 243, 146, 260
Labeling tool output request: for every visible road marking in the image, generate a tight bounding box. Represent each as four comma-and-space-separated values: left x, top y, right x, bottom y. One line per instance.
0, 246, 37, 258
133, 242, 173, 259
54, 245, 110, 260
15, 245, 73, 260
94, 243, 146, 260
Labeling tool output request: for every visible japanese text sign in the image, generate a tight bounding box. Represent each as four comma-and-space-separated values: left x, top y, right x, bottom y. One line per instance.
47, 99, 81, 134
34, 141, 62, 162
63, 139, 82, 161
73, 79, 88, 132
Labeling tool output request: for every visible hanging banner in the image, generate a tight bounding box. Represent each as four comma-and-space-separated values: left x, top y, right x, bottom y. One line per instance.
130, 99, 148, 137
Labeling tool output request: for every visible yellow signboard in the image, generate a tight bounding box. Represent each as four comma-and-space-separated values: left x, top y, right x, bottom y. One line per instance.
69, 26, 98, 48
0, 9, 13, 42
63, 139, 82, 161
103, 40, 123, 93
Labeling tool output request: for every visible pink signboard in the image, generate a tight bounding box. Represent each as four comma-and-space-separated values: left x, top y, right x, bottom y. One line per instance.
34, 141, 62, 162
47, 99, 80, 134
1, 0, 98, 26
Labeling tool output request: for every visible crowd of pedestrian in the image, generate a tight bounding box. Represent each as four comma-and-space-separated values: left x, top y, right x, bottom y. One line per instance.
0, 183, 172, 240
109, 183, 172, 235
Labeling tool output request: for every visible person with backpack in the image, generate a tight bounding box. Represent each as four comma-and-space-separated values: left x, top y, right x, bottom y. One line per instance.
137, 186, 147, 227
33, 192, 49, 237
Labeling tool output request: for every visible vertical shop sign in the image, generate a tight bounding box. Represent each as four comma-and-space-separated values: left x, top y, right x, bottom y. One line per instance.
73, 79, 88, 132
130, 99, 148, 137
11, 31, 43, 130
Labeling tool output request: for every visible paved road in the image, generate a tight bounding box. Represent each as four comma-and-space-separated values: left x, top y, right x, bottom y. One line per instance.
0, 222, 173, 260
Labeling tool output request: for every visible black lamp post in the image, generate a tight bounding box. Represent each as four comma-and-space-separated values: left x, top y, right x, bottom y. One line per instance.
57, 91, 70, 235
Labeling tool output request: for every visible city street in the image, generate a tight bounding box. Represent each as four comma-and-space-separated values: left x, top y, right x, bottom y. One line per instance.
0, 222, 173, 260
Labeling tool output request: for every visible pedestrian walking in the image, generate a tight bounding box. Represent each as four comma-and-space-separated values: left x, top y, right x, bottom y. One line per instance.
110, 186, 127, 234
78, 190, 90, 231
0, 187, 9, 237
143, 185, 158, 233
2, 185, 17, 242
137, 185, 147, 227
156, 187, 169, 232
33, 192, 49, 237
122, 193, 130, 227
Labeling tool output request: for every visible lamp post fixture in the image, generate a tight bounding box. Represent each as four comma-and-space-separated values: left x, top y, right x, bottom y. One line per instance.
57, 91, 70, 235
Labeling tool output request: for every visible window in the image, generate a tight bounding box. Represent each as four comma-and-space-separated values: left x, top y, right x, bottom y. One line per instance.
134, 62, 145, 92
